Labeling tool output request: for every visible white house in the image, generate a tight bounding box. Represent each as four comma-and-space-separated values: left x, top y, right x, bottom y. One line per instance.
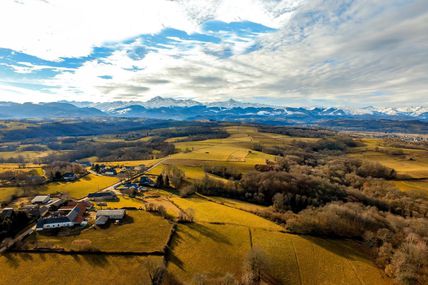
36, 202, 88, 231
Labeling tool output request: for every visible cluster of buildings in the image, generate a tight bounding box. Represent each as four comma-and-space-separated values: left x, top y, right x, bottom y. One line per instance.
27, 192, 127, 232
139, 176, 155, 187
92, 165, 118, 176
36, 200, 90, 231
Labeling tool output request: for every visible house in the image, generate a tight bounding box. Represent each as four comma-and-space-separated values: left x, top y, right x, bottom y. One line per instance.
104, 168, 117, 176
87, 191, 117, 201
96, 209, 126, 220
63, 173, 77, 181
31, 195, 51, 205
140, 176, 155, 187
36, 201, 89, 231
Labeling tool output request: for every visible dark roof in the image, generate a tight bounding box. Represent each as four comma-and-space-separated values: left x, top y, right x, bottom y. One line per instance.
63, 173, 76, 177
88, 192, 116, 198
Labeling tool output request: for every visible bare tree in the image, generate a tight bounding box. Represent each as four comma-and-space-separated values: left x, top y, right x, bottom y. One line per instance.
143, 259, 166, 285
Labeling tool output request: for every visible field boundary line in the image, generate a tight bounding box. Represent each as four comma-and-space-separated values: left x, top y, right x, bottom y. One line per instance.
347, 259, 365, 285
9, 248, 165, 256
290, 239, 303, 285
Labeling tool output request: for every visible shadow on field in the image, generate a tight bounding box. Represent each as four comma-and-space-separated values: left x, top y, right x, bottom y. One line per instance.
187, 223, 231, 245
167, 233, 184, 270
82, 254, 109, 267
301, 235, 371, 262
3, 253, 19, 268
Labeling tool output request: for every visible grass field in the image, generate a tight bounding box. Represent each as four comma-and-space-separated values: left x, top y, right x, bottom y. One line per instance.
348, 138, 428, 194
0, 187, 22, 203
146, 127, 279, 182
201, 195, 270, 212
394, 179, 428, 195
95, 195, 145, 209
0, 254, 163, 285
33, 174, 119, 198
168, 223, 252, 283
0, 150, 59, 162
97, 158, 162, 168
252, 229, 392, 285
171, 196, 282, 230
23, 211, 173, 253
168, 222, 391, 284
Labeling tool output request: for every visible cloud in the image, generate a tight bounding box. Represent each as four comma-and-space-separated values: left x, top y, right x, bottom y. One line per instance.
0, 0, 427, 107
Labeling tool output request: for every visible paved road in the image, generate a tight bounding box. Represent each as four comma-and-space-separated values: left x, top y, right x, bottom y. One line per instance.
0, 225, 36, 253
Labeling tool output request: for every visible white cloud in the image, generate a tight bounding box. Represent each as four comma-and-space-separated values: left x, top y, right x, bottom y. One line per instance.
0, 0, 427, 107
0, 0, 292, 60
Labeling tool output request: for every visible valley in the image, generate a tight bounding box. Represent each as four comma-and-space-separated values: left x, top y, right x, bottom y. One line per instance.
0, 122, 427, 284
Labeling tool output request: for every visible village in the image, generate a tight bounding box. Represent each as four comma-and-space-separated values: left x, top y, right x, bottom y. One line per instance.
0, 162, 160, 253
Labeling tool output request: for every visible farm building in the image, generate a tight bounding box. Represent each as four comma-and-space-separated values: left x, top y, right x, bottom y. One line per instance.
31, 195, 51, 205
87, 191, 117, 201
63, 173, 77, 181
46, 198, 66, 211
140, 176, 155, 187
96, 209, 126, 220
95, 215, 109, 226
36, 202, 89, 231
103, 168, 117, 176
20, 205, 46, 218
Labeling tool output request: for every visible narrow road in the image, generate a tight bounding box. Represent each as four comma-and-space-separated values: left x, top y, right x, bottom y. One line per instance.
1, 157, 170, 252
99, 156, 169, 193
0, 225, 36, 254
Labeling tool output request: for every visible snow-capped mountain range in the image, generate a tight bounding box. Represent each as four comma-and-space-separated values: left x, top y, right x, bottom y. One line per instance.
1, 97, 427, 123
63, 97, 428, 118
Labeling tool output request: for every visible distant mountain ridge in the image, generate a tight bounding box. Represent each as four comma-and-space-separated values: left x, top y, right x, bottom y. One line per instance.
1, 98, 427, 124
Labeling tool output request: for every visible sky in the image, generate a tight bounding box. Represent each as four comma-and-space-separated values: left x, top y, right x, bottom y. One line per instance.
0, 0, 427, 107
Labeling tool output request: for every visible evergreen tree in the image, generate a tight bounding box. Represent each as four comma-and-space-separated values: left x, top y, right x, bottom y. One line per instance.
156, 174, 164, 188
164, 175, 170, 188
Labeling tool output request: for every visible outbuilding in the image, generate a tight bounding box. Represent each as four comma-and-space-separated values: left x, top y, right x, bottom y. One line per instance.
31, 195, 51, 205
95, 215, 109, 226
96, 209, 126, 220
87, 191, 117, 201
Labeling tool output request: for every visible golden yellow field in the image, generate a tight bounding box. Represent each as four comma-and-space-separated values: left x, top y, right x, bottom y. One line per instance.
95, 195, 145, 209
0, 254, 163, 285
200, 195, 270, 212
171, 196, 282, 230
96, 158, 162, 168
23, 210, 173, 253
146, 127, 282, 183
348, 138, 428, 194
168, 223, 252, 283
252, 229, 392, 285
0, 150, 59, 161
166, 196, 391, 284
33, 174, 120, 198
0, 187, 22, 203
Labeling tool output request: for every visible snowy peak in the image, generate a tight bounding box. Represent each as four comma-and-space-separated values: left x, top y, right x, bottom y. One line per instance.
207, 99, 270, 109
143, 96, 201, 108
